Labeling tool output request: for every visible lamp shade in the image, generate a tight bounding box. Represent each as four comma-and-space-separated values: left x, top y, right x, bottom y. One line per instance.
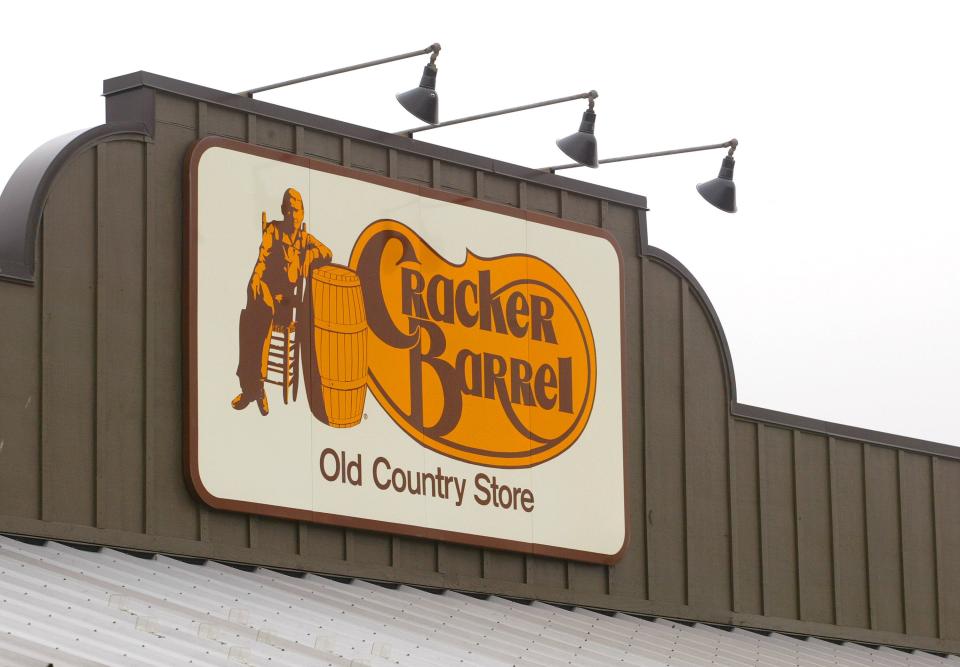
396, 64, 439, 125
556, 109, 598, 168
696, 155, 737, 213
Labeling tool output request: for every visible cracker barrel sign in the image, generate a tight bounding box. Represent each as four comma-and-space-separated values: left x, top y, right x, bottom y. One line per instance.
185, 138, 627, 562
352, 221, 596, 469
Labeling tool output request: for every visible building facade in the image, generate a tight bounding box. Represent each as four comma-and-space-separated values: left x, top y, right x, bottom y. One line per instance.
0, 72, 958, 658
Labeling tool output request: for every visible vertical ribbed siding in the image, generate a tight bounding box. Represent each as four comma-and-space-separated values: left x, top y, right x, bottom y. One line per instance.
683, 278, 732, 612
95, 140, 147, 534
794, 432, 834, 625
934, 458, 960, 640
642, 260, 686, 606
900, 451, 939, 637
41, 147, 97, 526
154, 118, 204, 542
731, 420, 763, 615
0, 88, 957, 655
0, 246, 41, 519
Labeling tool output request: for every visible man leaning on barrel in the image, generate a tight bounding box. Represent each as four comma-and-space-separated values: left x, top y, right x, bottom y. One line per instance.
232, 187, 332, 416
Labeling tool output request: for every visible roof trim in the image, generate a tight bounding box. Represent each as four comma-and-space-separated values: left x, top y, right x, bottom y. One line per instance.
102, 71, 648, 212
0, 122, 151, 285
645, 244, 740, 403
643, 240, 959, 458
732, 403, 960, 458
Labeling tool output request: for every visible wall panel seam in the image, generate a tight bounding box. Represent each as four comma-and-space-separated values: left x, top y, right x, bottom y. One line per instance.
94, 143, 104, 530
758, 423, 768, 616
897, 450, 908, 635
931, 457, 944, 639
863, 444, 875, 631
637, 229, 648, 600
37, 219, 45, 521
792, 430, 802, 621
827, 436, 842, 626
142, 140, 152, 535
197, 116, 209, 544
727, 413, 739, 613
246, 114, 256, 144
387, 148, 397, 176
679, 279, 689, 607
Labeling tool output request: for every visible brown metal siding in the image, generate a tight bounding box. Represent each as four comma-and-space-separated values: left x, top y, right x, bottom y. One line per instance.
865, 445, 905, 633
0, 279, 40, 520
606, 203, 646, 601
96, 140, 147, 534
759, 425, 800, 619
152, 120, 200, 542
41, 148, 98, 527
794, 432, 835, 625
830, 437, 871, 628
900, 451, 939, 638
682, 281, 732, 613
731, 420, 763, 615
642, 261, 686, 606
935, 457, 960, 640
0, 86, 958, 655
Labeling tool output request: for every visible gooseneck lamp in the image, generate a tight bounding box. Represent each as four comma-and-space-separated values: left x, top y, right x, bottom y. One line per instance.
237, 43, 442, 125
396, 45, 441, 125
399, 90, 600, 169
555, 95, 599, 168
695, 139, 738, 213
546, 138, 740, 213
237, 45, 736, 210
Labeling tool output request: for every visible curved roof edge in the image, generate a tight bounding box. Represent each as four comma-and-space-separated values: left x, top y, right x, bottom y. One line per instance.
644, 242, 959, 459
645, 244, 740, 404
0, 121, 151, 285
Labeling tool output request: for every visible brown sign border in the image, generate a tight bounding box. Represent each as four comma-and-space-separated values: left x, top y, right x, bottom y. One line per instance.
183, 136, 629, 565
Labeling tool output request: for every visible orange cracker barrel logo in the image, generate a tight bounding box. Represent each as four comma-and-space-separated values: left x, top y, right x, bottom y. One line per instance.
187, 138, 627, 563
350, 220, 596, 468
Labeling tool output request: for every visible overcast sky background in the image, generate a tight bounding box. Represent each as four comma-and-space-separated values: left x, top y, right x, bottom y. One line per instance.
1, 1, 957, 445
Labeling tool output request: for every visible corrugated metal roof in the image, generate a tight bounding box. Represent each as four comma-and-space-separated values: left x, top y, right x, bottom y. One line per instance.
0, 535, 956, 667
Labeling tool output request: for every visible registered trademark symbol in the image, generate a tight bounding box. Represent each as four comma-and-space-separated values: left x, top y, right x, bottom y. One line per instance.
363, 413, 368, 420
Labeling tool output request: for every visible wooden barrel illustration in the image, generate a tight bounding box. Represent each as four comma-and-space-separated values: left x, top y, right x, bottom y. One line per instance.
306, 264, 368, 428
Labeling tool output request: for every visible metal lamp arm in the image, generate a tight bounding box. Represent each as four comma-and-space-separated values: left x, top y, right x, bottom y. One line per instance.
239, 43, 441, 98
399, 90, 599, 138
546, 138, 738, 172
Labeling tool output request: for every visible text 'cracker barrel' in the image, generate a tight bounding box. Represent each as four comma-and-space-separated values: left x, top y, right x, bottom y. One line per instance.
309, 264, 368, 427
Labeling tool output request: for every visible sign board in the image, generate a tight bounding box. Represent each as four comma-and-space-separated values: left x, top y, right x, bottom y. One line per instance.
185, 138, 627, 562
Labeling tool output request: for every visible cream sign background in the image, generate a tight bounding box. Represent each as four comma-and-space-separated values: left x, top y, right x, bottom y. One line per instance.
189, 139, 626, 562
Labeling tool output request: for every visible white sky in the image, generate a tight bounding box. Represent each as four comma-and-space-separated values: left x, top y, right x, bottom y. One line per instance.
1, 1, 957, 445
